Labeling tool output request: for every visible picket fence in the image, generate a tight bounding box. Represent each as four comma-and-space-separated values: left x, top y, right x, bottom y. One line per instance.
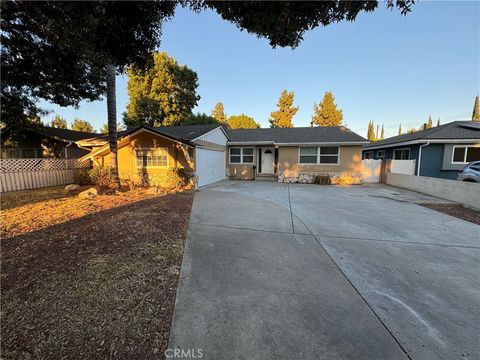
0, 158, 91, 192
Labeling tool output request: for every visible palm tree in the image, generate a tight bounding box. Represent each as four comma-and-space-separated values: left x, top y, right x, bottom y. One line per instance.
106, 64, 119, 186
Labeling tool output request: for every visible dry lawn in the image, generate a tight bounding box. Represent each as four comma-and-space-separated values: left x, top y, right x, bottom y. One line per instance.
1, 186, 194, 359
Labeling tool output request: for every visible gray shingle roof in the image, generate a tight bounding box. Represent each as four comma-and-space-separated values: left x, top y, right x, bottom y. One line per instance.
364, 121, 480, 148
227, 126, 367, 144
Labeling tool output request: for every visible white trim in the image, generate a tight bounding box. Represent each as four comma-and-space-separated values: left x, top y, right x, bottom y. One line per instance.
451, 144, 480, 164
393, 147, 411, 160
417, 142, 430, 176
228, 141, 368, 146
364, 138, 480, 151
258, 147, 275, 174
195, 145, 225, 152
192, 125, 230, 142
229, 147, 254, 164
298, 146, 340, 165
228, 141, 275, 145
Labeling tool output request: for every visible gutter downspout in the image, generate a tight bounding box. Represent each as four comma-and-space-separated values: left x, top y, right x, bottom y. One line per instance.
417, 142, 430, 176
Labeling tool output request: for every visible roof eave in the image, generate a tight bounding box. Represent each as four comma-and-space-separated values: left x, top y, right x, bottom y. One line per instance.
363, 138, 480, 150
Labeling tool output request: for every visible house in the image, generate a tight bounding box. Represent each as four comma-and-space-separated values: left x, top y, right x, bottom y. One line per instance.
362, 121, 480, 179
1, 126, 99, 159
78, 124, 368, 187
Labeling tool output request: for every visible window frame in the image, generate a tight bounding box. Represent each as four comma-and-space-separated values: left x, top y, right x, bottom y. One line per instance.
135, 147, 169, 168
363, 151, 373, 160
377, 150, 385, 158
298, 146, 318, 164
452, 145, 480, 164
229, 147, 254, 164
393, 148, 410, 160
298, 146, 340, 165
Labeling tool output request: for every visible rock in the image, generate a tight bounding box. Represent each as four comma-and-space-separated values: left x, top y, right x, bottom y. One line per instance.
65, 184, 80, 192
146, 186, 164, 195
78, 187, 97, 199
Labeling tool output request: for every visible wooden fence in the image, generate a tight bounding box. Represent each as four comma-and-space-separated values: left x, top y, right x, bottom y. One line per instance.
0, 158, 91, 192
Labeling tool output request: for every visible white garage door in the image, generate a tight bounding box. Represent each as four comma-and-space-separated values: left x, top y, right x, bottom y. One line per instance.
195, 148, 225, 187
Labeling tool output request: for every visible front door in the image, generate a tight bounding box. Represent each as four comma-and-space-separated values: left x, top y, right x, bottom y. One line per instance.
261, 148, 274, 174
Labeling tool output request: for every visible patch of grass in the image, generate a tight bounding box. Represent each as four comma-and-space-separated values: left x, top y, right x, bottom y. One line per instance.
1, 189, 194, 359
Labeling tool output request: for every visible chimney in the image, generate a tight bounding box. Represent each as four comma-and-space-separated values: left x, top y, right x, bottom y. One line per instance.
423, 123, 427, 130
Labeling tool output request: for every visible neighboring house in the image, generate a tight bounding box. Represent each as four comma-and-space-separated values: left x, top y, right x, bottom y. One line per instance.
1, 126, 99, 159
362, 121, 480, 179
78, 124, 367, 187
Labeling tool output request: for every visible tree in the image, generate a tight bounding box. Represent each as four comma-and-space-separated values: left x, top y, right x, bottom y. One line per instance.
227, 115, 260, 129
211, 102, 227, 123
398, 124, 402, 135
71, 118, 95, 132
123, 52, 200, 128
311, 91, 343, 126
427, 115, 433, 129
380, 125, 384, 140
367, 121, 376, 141
101, 122, 124, 134
269, 90, 298, 128
51, 115, 68, 129
181, 113, 220, 126
472, 95, 480, 122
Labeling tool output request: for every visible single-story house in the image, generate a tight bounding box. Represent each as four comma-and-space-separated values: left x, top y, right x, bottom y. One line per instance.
1, 126, 99, 159
362, 121, 480, 179
78, 124, 368, 187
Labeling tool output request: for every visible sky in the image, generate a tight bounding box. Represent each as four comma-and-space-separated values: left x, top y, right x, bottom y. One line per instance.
40, 1, 480, 138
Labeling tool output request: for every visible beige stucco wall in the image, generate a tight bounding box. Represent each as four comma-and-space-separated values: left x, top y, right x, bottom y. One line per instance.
95, 132, 194, 178
278, 145, 362, 175
227, 146, 258, 180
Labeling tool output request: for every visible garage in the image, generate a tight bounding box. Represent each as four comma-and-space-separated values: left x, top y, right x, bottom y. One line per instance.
195, 147, 226, 187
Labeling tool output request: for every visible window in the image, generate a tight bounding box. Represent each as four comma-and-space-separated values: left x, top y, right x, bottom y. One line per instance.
364, 152, 373, 160
394, 148, 410, 160
319, 147, 339, 164
136, 148, 168, 167
377, 150, 385, 158
299, 147, 317, 164
229, 147, 253, 164
452, 146, 480, 163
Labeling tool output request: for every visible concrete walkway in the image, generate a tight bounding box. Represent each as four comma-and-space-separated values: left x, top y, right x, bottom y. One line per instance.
169, 181, 480, 360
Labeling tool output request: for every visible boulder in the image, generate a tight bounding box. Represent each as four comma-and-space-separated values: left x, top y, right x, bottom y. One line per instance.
78, 187, 97, 199
65, 184, 80, 192
146, 186, 164, 195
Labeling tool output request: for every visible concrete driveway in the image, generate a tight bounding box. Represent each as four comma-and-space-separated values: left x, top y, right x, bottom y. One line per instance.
169, 181, 480, 360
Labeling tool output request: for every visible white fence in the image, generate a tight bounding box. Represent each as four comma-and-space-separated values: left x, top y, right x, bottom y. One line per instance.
0, 158, 91, 192
386, 173, 480, 209
389, 160, 416, 175
361, 159, 382, 183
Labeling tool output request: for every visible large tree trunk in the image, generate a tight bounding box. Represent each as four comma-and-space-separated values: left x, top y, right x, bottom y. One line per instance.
106, 64, 120, 186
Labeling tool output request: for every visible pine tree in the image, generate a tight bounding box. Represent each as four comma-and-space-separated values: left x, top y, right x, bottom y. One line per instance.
427, 115, 433, 129
380, 125, 384, 140
51, 115, 68, 129
71, 118, 95, 132
398, 124, 402, 135
311, 91, 343, 126
472, 95, 480, 122
211, 102, 227, 123
437, 118, 441, 127
269, 90, 298, 128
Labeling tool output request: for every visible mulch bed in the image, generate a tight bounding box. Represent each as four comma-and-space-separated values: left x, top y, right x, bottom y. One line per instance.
1, 188, 194, 359
421, 204, 480, 225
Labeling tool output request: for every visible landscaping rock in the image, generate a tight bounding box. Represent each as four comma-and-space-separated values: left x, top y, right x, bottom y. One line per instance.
78, 187, 97, 199
65, 184, 80, 192
146, 186, 165, 195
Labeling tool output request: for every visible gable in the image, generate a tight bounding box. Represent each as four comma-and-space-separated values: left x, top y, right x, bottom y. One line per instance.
193, 126, 228, 146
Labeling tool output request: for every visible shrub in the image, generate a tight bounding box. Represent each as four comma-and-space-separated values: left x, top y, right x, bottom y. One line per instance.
73, 169, 92, 185
156, 167, 191, 190
313, 175, 331, 185
89, 166, 117, 188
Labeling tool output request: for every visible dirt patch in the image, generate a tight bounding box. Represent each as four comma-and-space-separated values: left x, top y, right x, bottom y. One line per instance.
421, 204, 480, 225
1, 188, 194, 359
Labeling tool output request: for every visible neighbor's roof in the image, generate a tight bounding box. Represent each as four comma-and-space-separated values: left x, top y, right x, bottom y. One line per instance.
1, 126, 99, 143
364, 121, 480, 149
227, 126, 367, 144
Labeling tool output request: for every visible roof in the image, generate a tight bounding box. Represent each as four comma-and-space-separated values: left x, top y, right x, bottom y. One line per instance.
364, 121, 480, 149
227, 126, 367, 144
1, 126, 99, 143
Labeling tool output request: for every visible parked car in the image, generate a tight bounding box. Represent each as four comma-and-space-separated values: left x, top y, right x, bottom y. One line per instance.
457, 161, 480, 183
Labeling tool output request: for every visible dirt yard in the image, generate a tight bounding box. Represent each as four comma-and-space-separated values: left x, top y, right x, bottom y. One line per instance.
1, 186, 194, 359
421, 203, 480, 225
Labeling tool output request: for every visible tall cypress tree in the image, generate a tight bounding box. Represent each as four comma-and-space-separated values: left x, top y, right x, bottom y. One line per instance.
472, 95, 480, 122
380, 125, 384, 140
398, 124, 402, 135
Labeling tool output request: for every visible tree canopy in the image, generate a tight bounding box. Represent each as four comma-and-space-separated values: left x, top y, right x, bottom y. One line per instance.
181, 113, 220, 126
211, 102, 227, 123
51, 115, 68, 129
123, 52, 200, 128
71, 119, 95, 133
269, 90, 298, 128
311, 91, 344, 126
227, 114, 260, 129
472, 95, 480, 122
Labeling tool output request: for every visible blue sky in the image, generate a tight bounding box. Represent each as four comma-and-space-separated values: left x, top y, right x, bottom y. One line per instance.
40, 1, 479, 138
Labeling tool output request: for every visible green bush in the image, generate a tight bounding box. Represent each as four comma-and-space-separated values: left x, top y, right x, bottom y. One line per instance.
73, 169, 92, 185
89, 166, 117, 188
